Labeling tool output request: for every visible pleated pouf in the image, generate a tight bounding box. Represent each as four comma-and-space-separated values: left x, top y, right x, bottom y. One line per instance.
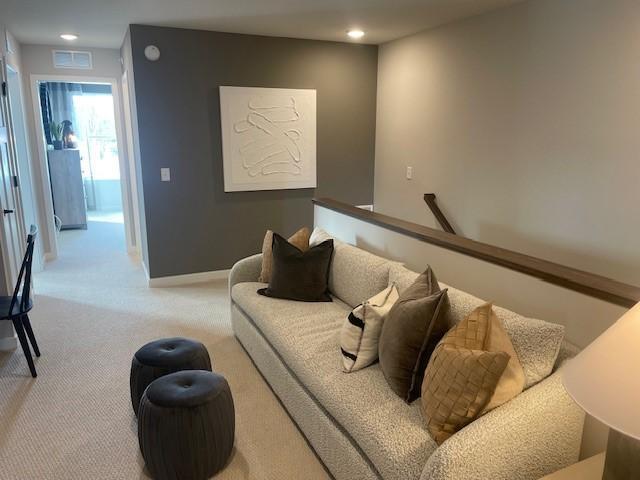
138, 370, 235, 480
130, 337, 212, 416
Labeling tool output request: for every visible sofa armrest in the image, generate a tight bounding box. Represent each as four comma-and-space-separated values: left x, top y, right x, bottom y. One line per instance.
229, 254, 263, 292
421, 370, 584, 480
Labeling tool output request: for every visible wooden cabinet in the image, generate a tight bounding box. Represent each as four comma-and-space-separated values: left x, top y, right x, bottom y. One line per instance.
47, 149, 87, 229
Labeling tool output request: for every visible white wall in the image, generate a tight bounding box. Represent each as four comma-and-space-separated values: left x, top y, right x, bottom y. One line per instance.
19, 44, 122, 78
19, 44, 139, 256
374, 0, 640, 287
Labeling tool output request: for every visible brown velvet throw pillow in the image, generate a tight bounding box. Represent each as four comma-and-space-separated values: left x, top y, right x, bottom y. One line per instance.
420, 303, 524, 445
378, 267, 449, 403
258, 227, 310, 283
258, 233, 333, 302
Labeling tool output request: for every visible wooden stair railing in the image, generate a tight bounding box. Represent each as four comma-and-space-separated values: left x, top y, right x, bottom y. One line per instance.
423, 193, 456, 235
312, 197, 640, 308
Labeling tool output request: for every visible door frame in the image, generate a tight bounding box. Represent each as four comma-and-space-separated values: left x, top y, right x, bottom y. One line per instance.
120, 71, 142, 256
29, 73, 138, 260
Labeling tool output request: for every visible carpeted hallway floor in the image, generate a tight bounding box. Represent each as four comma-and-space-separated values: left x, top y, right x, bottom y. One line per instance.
0, 221, 329, 479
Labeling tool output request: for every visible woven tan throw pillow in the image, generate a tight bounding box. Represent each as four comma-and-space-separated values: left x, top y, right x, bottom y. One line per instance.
258, 228, 310, 283
421, 303, 525, 444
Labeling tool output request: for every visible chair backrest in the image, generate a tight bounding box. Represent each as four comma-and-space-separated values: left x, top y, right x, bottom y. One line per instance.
9, 225, 37, 317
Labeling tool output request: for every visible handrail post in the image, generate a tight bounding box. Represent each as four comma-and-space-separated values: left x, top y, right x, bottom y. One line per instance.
423, 193, 456, 235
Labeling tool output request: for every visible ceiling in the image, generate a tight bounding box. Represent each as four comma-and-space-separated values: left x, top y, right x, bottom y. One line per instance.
0, 0, 524, 49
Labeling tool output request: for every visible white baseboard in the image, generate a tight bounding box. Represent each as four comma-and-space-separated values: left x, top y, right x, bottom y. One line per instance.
148, 269, 230, 287
0, 335, 17, 351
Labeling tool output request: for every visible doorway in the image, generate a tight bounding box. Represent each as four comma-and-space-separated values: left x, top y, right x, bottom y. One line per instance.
31, 77, 135, 261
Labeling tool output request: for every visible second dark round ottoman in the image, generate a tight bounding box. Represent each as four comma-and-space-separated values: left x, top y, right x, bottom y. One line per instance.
138, 370, 235, 480
130, 337, 211, 415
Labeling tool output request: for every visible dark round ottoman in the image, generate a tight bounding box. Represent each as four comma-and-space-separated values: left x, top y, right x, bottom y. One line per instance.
130, 337, 211, 415
138, 370, 235, 480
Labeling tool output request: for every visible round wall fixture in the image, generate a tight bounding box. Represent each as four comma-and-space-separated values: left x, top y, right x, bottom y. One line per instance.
144, 45, 161, 61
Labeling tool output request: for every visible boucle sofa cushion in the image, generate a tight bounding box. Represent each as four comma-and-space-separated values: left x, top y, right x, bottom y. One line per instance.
310, 228, 393, 308
258, 227, 310, 283
388, 264, 564, 389
388, 263, 422, 294
231, 282, 437, 480
328, 241, 392, 308
379, 268, 449, 402
340, 284, 399, 372
494, 308, 564, 388
443, 285, 564, 388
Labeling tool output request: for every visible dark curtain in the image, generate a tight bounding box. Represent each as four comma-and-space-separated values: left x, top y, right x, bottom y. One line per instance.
46, 82, 82, 131
39, 84, 53, 144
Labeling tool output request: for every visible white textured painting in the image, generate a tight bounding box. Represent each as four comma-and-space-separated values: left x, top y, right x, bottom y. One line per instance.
220, 86, 317, 192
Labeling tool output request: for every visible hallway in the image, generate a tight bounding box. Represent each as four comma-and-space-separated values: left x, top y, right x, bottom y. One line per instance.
0, 223, 327, 479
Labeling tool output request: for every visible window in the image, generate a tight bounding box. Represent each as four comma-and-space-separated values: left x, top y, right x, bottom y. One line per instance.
72, 93, 119, 181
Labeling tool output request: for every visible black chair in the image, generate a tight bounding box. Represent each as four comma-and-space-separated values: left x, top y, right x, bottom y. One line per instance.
1, 225, 39, 377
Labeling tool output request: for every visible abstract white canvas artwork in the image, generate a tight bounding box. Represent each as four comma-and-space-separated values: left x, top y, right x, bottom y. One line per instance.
220, 86, 317, 192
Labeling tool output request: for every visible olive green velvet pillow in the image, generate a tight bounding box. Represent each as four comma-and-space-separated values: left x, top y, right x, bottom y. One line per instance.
378, 267, 449, 403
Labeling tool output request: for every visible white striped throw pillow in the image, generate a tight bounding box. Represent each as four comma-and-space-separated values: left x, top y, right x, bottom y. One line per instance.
340, 284, 399, 372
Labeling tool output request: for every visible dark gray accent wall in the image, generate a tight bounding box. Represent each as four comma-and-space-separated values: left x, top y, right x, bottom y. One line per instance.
129, 25, 377, 278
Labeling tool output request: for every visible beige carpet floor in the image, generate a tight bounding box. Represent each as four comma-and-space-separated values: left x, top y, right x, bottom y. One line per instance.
0, 221, 330, 479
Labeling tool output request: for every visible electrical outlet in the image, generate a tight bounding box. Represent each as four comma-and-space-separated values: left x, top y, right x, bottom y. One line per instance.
160, 168, 171, 182
406, 166, 413, 180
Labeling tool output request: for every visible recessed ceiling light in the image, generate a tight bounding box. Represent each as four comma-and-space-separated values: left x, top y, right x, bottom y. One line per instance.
60, 34, 78, 41
347, 29, 365, 39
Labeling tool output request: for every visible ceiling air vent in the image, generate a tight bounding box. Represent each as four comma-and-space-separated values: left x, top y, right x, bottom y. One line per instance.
52, 50, 93, 70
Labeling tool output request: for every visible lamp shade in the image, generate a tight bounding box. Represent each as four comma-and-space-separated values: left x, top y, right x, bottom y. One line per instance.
562, 301, 640, 440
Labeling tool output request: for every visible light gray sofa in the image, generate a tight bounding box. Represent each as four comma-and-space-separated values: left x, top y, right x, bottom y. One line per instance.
229, 237, 585, 480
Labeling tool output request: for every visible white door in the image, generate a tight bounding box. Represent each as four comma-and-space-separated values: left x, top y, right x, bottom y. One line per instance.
0, 59, 26, 290
6, 65, 41, 272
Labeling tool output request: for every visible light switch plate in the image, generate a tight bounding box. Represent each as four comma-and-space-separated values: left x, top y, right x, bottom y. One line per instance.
406, 166, 413, 180
161, 168, 171, 182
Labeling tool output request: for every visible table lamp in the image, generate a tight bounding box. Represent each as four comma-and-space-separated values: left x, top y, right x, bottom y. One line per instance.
563, 301, 640, 479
